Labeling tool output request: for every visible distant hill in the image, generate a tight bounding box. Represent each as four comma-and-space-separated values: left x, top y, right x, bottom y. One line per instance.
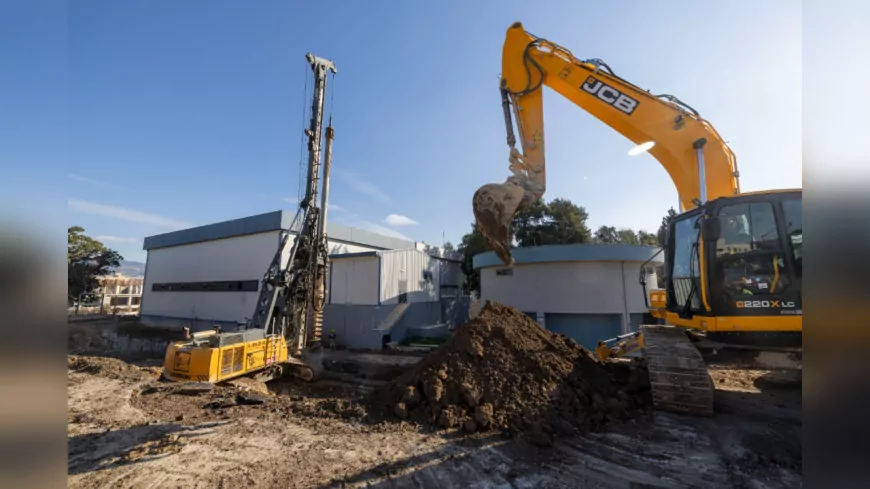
111, 260, 146, 278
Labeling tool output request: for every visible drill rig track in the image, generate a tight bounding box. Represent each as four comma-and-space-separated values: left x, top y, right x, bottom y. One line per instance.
642, 325, 714, 416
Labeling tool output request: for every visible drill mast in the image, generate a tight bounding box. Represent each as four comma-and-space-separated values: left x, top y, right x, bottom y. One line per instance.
249, 53, 337, 356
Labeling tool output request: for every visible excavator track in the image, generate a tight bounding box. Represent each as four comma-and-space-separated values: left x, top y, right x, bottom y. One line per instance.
642, 325, 714, 416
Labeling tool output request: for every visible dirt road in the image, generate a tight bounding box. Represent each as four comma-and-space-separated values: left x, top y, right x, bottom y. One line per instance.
68, 354, 800, 488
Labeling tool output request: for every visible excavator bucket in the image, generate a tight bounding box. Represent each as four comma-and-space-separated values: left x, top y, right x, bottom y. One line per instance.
472, 181, 527, 266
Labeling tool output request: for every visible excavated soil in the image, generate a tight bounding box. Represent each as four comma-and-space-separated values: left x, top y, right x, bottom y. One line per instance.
378, 302, 652, 445
68, 325, 802, 487
67, 355, 160, 383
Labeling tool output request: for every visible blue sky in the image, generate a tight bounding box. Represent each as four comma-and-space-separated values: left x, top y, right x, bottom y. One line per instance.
5, 1, 800, 262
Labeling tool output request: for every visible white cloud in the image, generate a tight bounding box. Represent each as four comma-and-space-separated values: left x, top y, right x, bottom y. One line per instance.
384, 214, 417, 226
95, 235, 140, 244
358, 221, 412, 241
68, 173, 120, 190
333, 171, 392, 204
68, 199, 192, 229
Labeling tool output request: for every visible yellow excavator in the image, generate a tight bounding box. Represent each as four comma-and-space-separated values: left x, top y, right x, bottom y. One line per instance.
473, 23, 802, 416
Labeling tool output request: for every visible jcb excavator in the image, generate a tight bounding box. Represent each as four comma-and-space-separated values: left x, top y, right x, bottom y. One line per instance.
473, 23, 802, 416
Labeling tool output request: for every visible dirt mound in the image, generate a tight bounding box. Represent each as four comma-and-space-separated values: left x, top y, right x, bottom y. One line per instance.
68, 355, 159, 383
379, 302, 651, 444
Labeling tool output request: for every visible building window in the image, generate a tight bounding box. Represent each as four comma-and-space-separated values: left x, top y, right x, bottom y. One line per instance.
496, 268, 513, 276
151, 280, 259, 292
422, 270, 434, 282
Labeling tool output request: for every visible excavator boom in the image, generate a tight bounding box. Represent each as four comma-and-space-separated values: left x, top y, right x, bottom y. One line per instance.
473, 22, 741, 264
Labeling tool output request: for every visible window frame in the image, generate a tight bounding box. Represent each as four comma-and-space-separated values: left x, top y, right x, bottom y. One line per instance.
779, 196, 802, 278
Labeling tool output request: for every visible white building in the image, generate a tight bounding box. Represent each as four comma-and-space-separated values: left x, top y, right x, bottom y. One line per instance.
140, 210, 415, 328
474, 244, 663, 349
324, 249, 466, 349
139, 210, 467, 348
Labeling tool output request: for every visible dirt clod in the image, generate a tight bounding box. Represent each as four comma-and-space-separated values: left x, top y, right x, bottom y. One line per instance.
462, 389, 479, 408
423, 376, 444, 403
465, 338, 484, 358
236, 392, 266, 405
400, 386, 421, 407
381, 302, 651, 437
178, 382, 214, 395
475, 403, 494, 428
437, 406, 458, 429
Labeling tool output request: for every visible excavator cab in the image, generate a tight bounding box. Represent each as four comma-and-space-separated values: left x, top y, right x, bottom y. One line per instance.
659, 190, 803, 345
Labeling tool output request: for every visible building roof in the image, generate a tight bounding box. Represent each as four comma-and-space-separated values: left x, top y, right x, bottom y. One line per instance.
473, 243, 665, 269
143, 210, 416, 251
329, 248, 462, 263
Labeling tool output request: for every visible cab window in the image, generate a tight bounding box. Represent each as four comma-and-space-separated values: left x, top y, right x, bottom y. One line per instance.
670, 214, 701, 310
671, 215, 699, 279
715, 202, 789, 296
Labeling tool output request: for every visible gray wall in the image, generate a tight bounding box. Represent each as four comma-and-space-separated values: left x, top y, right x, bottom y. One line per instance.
441, 296, 471, 327
406, 323, 450, 340
379, 250, 439, 304
479, 261, 655, 335
322, 302, 443, 350
140, 297, 471, 350
436, 258, 464, 288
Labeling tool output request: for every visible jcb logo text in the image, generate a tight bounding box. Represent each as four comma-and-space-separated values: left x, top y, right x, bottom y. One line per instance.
581, 76, 639, 115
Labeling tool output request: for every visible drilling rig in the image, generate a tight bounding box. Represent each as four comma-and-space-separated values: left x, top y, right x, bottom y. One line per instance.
161, 53, 338, 384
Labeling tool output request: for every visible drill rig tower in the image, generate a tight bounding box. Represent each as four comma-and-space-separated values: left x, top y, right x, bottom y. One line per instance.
248, 52, 337, 365
160, 53, 338, 384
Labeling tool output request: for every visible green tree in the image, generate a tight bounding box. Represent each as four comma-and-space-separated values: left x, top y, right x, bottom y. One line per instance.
511, 198, 549, 247
442, 241, 455, 254
513, 198, 591, 247
637, 230, 659, 246
594, 226, 658, 245
543, 198, 592, 244
617, 228, 640, 245
657, 207, 677, 247
594, 225, 619, 243
68, 226, 123, 306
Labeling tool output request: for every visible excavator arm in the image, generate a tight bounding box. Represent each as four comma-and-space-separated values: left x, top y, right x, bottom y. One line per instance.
473, 22, 741, 265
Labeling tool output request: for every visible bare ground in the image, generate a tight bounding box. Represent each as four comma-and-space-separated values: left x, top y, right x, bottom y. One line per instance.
68, 353, 801, 488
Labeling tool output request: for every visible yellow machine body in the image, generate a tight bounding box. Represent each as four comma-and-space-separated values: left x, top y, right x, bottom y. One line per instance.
162, 328, 289, 383
596, 332, 645, 361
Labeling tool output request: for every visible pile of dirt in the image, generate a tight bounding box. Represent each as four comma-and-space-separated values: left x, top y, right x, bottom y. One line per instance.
68, 355, 160, 383
379, 302, 651, 445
